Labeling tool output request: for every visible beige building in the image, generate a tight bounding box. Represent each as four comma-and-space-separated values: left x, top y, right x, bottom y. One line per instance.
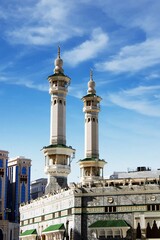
19, 49, 160, 240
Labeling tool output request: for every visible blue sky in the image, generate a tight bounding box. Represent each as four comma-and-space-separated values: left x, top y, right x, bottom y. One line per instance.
1, 0, 160, 182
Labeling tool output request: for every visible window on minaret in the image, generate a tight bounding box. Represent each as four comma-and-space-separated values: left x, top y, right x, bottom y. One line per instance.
60, 81, 65, 87
88, 118, 90, 122
92, 100, 96, 106
59, 100, 62, 104
54, 100, 57, 105
87, 101, 91, 106
53, 81, 57, 87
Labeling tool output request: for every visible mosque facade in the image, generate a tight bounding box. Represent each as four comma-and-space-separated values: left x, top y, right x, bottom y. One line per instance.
19, 49, 160, 240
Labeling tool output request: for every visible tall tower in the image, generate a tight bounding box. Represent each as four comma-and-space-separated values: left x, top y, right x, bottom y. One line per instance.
8, 156, 31, 222
43, 47, 75, 193
0, 150, 8, 221
79, 71, 106, 185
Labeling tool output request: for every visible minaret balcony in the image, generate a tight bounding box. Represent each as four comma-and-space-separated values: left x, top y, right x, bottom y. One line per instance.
81, 175, 103, 184
44, 164, 71, 175
83, 106, 100, 112
43, 145, 75, 157
49, 86, 68, 94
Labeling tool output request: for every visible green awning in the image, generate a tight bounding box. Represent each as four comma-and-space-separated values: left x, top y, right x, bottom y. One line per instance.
42, 224, 65, 233
20, 229, 37, 236
89, 220, 129, 228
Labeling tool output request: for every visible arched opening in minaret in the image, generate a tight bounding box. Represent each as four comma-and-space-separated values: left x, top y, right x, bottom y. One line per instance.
87, 100, 91, 106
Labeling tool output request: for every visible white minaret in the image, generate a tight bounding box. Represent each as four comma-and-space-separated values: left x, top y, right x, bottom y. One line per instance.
79, 70, 106, 185
49, 46, 67, 145
43, 47, 75, 193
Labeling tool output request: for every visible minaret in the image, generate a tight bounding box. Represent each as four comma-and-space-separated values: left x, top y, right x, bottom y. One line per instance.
43, 47, 75, 193
79, 70, 106, 185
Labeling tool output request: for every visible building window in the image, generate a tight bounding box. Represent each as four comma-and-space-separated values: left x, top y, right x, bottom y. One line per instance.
0, 178, 2, 199
21, 167, 27, 175
105, 206, 116, 213
54, 100, 57, 105
21, 183, 26, 203
0, 160, 3, 168
68, 208, 72, 215
147, 204, 160, 211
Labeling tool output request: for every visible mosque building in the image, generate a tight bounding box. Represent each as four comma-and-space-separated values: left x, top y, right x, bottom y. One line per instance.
19, 48, 160, 240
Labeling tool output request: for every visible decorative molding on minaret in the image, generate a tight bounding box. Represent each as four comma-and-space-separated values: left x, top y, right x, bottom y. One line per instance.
42, 47, 75, 194
79, 70, 106, 185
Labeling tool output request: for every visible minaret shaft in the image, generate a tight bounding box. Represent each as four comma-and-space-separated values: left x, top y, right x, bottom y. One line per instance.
50, 94, 66, 145
85, 112, 99, 158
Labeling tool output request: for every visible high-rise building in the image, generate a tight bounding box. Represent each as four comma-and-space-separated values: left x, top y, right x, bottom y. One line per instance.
0, 150, 8, 221
30, 178, 47, 200
8, 156, 31, 223
0, 152, 31, 240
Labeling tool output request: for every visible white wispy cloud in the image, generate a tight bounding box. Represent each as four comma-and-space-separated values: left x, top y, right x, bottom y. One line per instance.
4, 0, 83, 45
91, 0, 160, 38
145, 72, 160, 81
95, 38, 160, 73
63, 28, 109, 66
108, 85, 160, 117
0, 75, 48, 92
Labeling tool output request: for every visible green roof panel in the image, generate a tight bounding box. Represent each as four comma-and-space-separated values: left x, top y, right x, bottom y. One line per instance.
20, 229, 37, 236
42, 224, 65, 233
89, 220, 129, 228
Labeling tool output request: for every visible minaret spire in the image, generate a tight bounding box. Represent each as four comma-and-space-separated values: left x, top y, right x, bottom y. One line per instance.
87, 69, 96, 94
79, 71, 106, 185
90, 68, 93, 80
54, 46, 64, 74
43, 48, 75, 193
58, 45, 60, 58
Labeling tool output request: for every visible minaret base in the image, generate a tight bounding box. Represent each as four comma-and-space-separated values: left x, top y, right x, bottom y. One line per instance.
45, 176, 67, 194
